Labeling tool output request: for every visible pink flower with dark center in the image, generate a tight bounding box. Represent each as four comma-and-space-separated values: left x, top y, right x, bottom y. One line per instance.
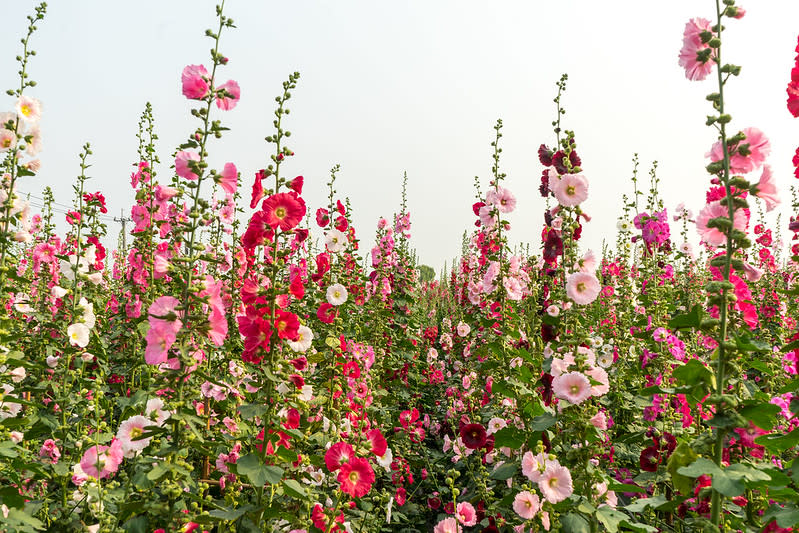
678, 18, 716, 81
696, 200, 747, 246
537, 465, 573, 503
512, 490, 540, 520
175, 150, 201, 181
181, 64, 210, 99
551, 173, 589, 207
552, 371, 592, 404
754, 164, 779, 211
215, 80, 241, 110
565, 271, 600, 305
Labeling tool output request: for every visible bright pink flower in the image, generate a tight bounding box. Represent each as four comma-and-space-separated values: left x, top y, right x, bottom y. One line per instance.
366, 429, 387, 457
175, 150, 201, 181
512, 490, 540, 520
80, 439, 124, 479
182, 64, 210, 99
39, 439, 61, 464
251, 169, 266, 209
325, 442, 354, 471
456, 501, 477, 526
337, 457, 375, 498
537, 465, 573, 504
215, 79, 241, 110
551, 173, 589, 207
707, 127, 771, 175
566, 271, 600, 305
219, 162, 238, 195
552, 371, 592, 404
261, 192, 306, 231
145, 321, 178, 365
754, 165, 779, 211
696, 200, 747, 246
678, 18, 716, 81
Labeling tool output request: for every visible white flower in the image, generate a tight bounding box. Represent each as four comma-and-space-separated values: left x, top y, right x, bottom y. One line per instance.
616, 219, 632, 232
15, 95, 42, 123
116, 415, 152, 458
145, 398, 171, 427
46, 355, 59, 368
80, 298, 96, 330
0, 384, 21, 419
326, 283, 348, 306
324, 229, 347, 253
67, 323, 90, 348
287, 325, 314, 352
51, 285, 68, 298
299, 384, 313, 402
597, 352, 614, 369
9, 431, 23, 443
87, 272, 103, 284
376, 447, 393, 471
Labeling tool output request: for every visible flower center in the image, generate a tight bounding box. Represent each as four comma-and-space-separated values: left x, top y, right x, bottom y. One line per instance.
566, 185, 576, 195
130, 426, 143, 439
577, 282, 586, 292
275, 206, 287, 219
349, 471, 359, 483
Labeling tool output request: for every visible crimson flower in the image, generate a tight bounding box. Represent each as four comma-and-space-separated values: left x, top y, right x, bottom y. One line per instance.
338, 457, 375, 498
261, 192, 306, 231
325, 442, 355, 472
317, 303, 337, 324
460, 423, 487, 449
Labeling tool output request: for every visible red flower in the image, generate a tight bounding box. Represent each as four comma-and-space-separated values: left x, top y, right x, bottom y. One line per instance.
273, 309, 300, 341
289, 175, 303, 194
284, 408, 300, 429
261, 192, 306, 231
316, 208, 330, 228
325, 442, 355, 472
251, 169, 266, 209
317, 303, 337, 324
337, 457, 375, 498
395, 487, 407, 506
335, 215, 348, 231
460, 423, 487, 449
336, 199, 346, 215
366, 429, 387, 457
639, 445, 660, 472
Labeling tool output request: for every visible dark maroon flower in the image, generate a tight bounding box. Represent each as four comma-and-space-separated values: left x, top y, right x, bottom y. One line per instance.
538, 144, 553, 166
460, 423, 487, 450
552, 149, 581, 175
639, 445, 661, 472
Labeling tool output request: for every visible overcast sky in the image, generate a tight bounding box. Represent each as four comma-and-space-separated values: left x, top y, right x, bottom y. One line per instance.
2, 1, 798, 270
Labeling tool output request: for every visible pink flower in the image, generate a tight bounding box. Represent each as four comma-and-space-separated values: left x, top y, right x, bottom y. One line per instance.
589, 411, 608, 430
456, 502, 477, 526
181, 64, 210, 99
707, 127, 771, 175
585, 367, 609, 397
696, 200, 747, 246
566, 271, 600, 305
337, 457, 375, 498
324, 442, 355, 472
552, 371, 592, 405
433, 517, 460, 533
486, 186, 516, 213
742, 261, 764, 282
215, 80, 241, 110
144, 321, 178, 365
80, 439, 124, 479
219, 162, 238, 195
175, 150, 201, 181
512, 490, 540, 520
39, 439, 60, 464
754, 165, 779, 212
116, 415, 151, 458
551, 173, 589, 207
678, 18, 716, 81
537, 465, 573, 504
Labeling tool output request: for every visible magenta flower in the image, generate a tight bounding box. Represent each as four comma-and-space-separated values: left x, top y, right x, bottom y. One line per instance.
678, 18, 716, 81
181, 64, 210, 99
176, 150, 201, 181
215, 80, 241, 110
551, 173, 589, 207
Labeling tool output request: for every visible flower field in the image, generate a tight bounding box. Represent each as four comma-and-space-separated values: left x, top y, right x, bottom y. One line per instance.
2, 1, 799, 532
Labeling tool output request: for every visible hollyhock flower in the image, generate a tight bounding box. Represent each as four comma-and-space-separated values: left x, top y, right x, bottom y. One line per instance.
145, 323, 177, 365
287, 325, 313, 352
175, 150, 201, 181
590, 411, 608, 430
325, 442, 354, 471
551, 173, 589, 207
433, 517, 460, 533
538, 465, 573, 504
39, 439, 60, 464
215, 79, 241, 110
317, 303, 337, 324
262, 192, 306, 231
456, 321, 470, 337
326, 283, 348, 306
486, 186, 517, 213
513, 491, 540, 520
460, 423, 487, 449
552, 371, 592, 404
586, 367, 609, 396
456, 502, 477, 526
478, 204, 496, 228
15, 95, 42, 123
181, 64, 210, 99
678, 18, 716, 81
218, 162, 238, 195
325, 229, 347, 253
80, 439, 124, 479
566, 271, 600, 305
789, 66, 799, 117
0, 129, 15, 151
67, 323, 90, 348
696, 200, 747, 246
116, 415, 152, 458
273, 310, 300, 341
486, 417, 507, 435
337, 457, 375, 498
754, 165, 779, 211
708, 127, 771, 174
742, 261, 764, 282
639, 445, 660, 472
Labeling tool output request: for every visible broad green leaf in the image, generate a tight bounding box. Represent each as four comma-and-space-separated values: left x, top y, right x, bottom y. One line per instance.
282, 479, 306, 499
493, 426, 526, 449
531, 413, 556, 431
712, 470, 744, 497
677, 457, 722, 478
624, 495, 668, 512
596, 506, 627, 533
668, 305, 703, 329
667, 443, 698, 495
755, 428, 799, 453
560, 513, 590, 533
489, 462, 517, 481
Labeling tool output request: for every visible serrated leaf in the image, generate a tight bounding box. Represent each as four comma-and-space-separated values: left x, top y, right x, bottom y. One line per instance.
596, 506, 627, 533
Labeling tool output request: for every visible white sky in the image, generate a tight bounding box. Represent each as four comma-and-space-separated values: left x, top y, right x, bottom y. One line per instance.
2, 1, 798, 270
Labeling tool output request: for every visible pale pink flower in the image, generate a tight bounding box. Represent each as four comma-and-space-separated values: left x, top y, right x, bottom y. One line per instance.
433, 517, 460, 533
546, 304, 560, 317
181, 64, 210, 99
456, 501, 477, 526
175, 150, 201, 181
585, 367, 609, 397
503, 276, 523, 301
754, 165, 779, 211
551, 173, 588, 207
512, 490, 540, 520
565, 271, 600, 305
219, 162, 238, 195
456, 321, 470, 337
742, 261, 764, 282
116, 415, 152, 458
326, 283, 348, 306
478, 204, 496, 228
215, 79, 241, 110
486, 186, 516, 213
486, 417, 507, 435
707, 127, 771, 174
483, 261, 500, 293
538, 465, 573, 504
696, 200, 747, 246
589, 411, 608, 430
15, 95, 42, 123
0, 129, 15, 152
521, 451, 552, 483
80, 439, 124, 479
678, 18, 716, 81
578, 249, 597, 273
552, 371, 592, 404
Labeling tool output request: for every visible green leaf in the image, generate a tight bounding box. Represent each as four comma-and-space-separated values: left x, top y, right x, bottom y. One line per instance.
677, 457, 722, 478
238, 404, 269, 420
712, 470, 744, 497
596, 506, 627, 533
530, 413, 556, 431
755, 427, 799, 453
778, 376, 799, 394
673, 360, 714, 389
668, 305, 703, 329
608, 482, 646, 494
763, 503, 799, 528
666, 443, 698, 495
489, 462, 517, 481
734, 333, 771, 353
781, 340, 799, 353
208, 506, 252, 521
560, 513, 590, 533
492, 426, 526, 449
624, 495, 668, 513
282, 479, 306, 499
725, 463, 772, 484
235, 454, 283, 487
121, 516, 148, 533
